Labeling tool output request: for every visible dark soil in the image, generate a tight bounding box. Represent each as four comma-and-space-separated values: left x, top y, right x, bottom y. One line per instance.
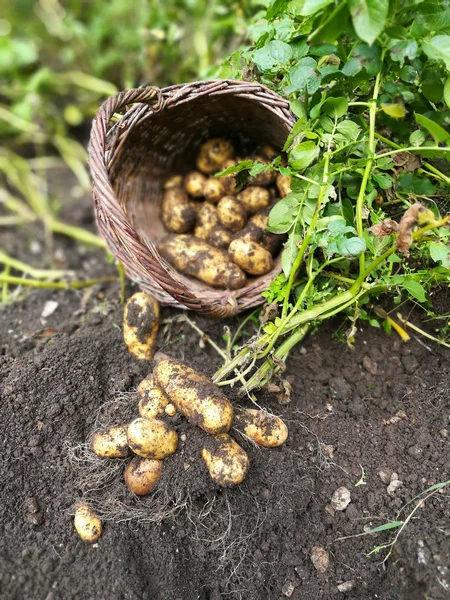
0, 171, 449, 600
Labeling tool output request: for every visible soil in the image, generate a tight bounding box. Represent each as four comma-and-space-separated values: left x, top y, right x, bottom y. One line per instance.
1, 173, 449, 600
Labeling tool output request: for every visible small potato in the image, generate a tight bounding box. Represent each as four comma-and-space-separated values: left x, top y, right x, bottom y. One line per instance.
260, 144, 278, 160
123, 292, 160, 361
250, 212, 286, 255
201, 434, 249, 487
74, 503, 102, 544
232, 222, 263, 244
235, 408, 288, 448
194, 203, 219, 239
196, 152, 219, 175
124, 457, 163, 496
276, 173, 292, 198
207, 226, 232, 249
165, 403, 177, 417
203, 178, 225, 204
163, 174, 183, 189
237, 186, 270, 214
250, 212, 269, 230
229, 238, 273, 276
127, 417, 178, 460
157, 235, 246, 290
91, 425, 130, 458
138, 375, 170, 419
249, 156, 277, 187
153, 355, 234, 435
161, 188, 196, 233
200, 138, 234, 167
184, 171, 206, 197
217, 196, 247, 232
217, 159, 237, 195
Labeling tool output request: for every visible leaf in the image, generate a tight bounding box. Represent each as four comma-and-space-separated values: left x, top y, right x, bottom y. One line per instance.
336, 120, 361, 140
402, 279, 427, 302
341, 57, 362, 76
361, 521, 403, 536
397, 173, 436, 195
444, 76, 450, 109
381, 103, 406, 119
389, 40, 418, 64
352, 43, 382, 75
268, 195, 300, 233
409, 130, 426, 146
286, 58, 321, 94
322, 97, 348, 118
411, 2, 450, 37
266, 0, 290, 20
349, 0, 389, 46
289, 141, 319, 170
290, 99, 307, 119
422, 35, 450, 70
414, 113, 450, 143
215, 160, 253, 176
281, 232, 302, 276
429, 242, 450, 267
298, 0, 334, 16
372, 172, 393, 189
328, 235, 367, 257
421, 66, 444, 103
253, 40, 293, 72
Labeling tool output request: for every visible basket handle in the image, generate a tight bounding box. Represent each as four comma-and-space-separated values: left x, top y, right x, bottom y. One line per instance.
96, 86, 165, 134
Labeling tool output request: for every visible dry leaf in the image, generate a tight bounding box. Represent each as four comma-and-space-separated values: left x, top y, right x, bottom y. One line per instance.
368, 220, 399, 236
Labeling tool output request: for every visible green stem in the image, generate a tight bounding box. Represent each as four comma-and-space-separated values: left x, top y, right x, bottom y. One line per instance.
0, 275, 117, 290
0, 251, 72, 280
50, 220, 107, 248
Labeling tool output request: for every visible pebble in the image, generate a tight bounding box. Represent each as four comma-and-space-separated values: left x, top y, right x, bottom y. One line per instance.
401, 354, 419, 374
328, 377, 352, 400
363, 355, 377, 375
337, 580, 355, 592
311, 546, 329, 573
282, 581, 295, 597
331, 487, 351, 511
321, 445, 335, 459
440, 429, 448, 438
387, 472, 403, 496
378, 469, 392, 485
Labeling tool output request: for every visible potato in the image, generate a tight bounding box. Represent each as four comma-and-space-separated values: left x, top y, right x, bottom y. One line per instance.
124, 457, 163, 495
260, 144, 278, 160
207, 226, 232, 249
218, 159, 237, 195
229, 238, 273, 276
157, 234, 247, 290
138, 375, 170, 419
194, 203, 219, 239
217, 196, 247, 232
250, 212, 269, 230
153, 355, 234, 435
123, 292, 160, 361
74, 503, 102, 544
91, 425, 130, 458
237, 186, 270, 214
235, 408, 288, 448
163, 174, 183, 189
231, 222, 263, 244
127, 417, 178, 459
249, 156, 277, 187
276, 173, 292, 198
161, 188, 196, 233
165, 403, 177, 417
184, 171, 206, 197
200, 138, 234, 167
201, 434, 249, 487
250, 212, 286, 255
203, 178, 225, 204
196, 152, 219, 175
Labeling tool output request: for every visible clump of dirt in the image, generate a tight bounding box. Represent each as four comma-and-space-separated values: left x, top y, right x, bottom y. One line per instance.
0, 278, 449, 599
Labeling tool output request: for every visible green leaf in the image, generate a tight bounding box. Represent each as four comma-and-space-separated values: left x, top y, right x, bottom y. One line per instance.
322, 97, 348, 118
389, 40, 418, 64
421, 66, 444, 103
412, 3, 450, 37
397, 173, 437, 195
266, 0, 290, 20
298, 0, 334, 16
352, 43, 382, 75
349, 0, 389, 46
444, 76, 450, 109
361, 521, 403, 536
429, 242, 450, 267
414, 113, 450, 143
336, 120, 361, 140
328, 235, 367, 257
422, 35, 450, 70
290, 99, 307, 118
281, 232, 302, 276
402, 280, 427, 302
372, 172, 393, 189
341, 57, 362, 76
268, 195, 300, 233
381, 103, 406, 119
286, 58, 321, 94
289, 141, 319, 170
253, 40, 293, 72
409, 129, 426, 146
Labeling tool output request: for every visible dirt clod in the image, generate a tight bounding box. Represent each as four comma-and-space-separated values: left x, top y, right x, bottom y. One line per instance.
331, 487, 352, 511
311, 546, 330, 573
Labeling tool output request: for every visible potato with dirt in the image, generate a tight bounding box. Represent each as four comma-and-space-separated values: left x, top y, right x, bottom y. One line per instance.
235, 408, 288, 447
249, 156, 277, 187
217, 159, 237, 195
201, 433, 249, 486
237, 186, 270, 214
163, 174, 183, 189
91, 425, 130, 458
157, 234, 246, 290
200, 138, 234, 167
123, 292, 160, 360
228, 238, 273, 276
161, 188, 196, 233
276, 173, 291, 198
153, 355, 234, 435
250, 212, 285, 255
74, 503, 102, 543
138, 375, 170, 419
194, 203, 219, 240
203, 178, 225, 204
124, 457, 164, 495
184, 171, 206, 197
217, 196, 247, 232
207, 226, 232, 249
127, 417, 178, 459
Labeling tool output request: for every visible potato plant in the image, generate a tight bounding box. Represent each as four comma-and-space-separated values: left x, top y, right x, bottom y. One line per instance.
212, 0, 450, 394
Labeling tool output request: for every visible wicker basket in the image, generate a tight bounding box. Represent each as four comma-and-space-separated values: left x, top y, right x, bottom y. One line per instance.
88, 80, 296, 318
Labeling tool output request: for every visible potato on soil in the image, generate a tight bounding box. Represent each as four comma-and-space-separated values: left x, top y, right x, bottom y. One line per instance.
153, 355, 234, 435
74, 503, 102, 544
157, 234, 246, 290
201, 433, 249, 487
123, 292, 160, 361
138, 375, 170, 419
184, 171, 206, 197
161, 188, 196, 233
228, 238, 273, 276
194, 202, 219, 239
163, 174, 183, 189
237, 186, 270, 214
235, 408, 288, 448
276, 173, 291, 198
200, 138, 234, 167
217, 196, 247, 232
124, 457, 163, 495
203, 178, 225, 204
207, 226, 232, 249
91, 425, 130, 458
127, 417, 178, 460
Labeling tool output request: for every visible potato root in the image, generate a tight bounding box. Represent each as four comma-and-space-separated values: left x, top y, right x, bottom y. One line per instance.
91, 425, 130, 458
201, 434, 249, 487
203, 178, 225, 204
237, 186, 270, 214
127, 417, 178, 459
235, 408, 288, 448
157, 235, 246, 290
138, 375, 170, 419
184, 171, 206, 197
123, 292, 160, 361
161, 188, 196, 233
217, 196, 247, 232
153, 355, 234, 435
276, 173, 292, 198
74, 503, 102, 543
228, 238, 273, 276
124, 457, 163, 495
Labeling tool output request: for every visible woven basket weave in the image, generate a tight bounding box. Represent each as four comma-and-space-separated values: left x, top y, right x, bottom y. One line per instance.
88, 79, 296, 318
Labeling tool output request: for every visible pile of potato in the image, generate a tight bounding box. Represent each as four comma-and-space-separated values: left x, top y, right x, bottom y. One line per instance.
157, 139, 291, 290
74, 292, 289, 543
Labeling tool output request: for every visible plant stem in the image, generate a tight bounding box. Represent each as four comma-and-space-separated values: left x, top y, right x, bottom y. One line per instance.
0, 275, 117, 290
0, 251, 73, 280
50, 220, 107, 248
375, 146, 450, 160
